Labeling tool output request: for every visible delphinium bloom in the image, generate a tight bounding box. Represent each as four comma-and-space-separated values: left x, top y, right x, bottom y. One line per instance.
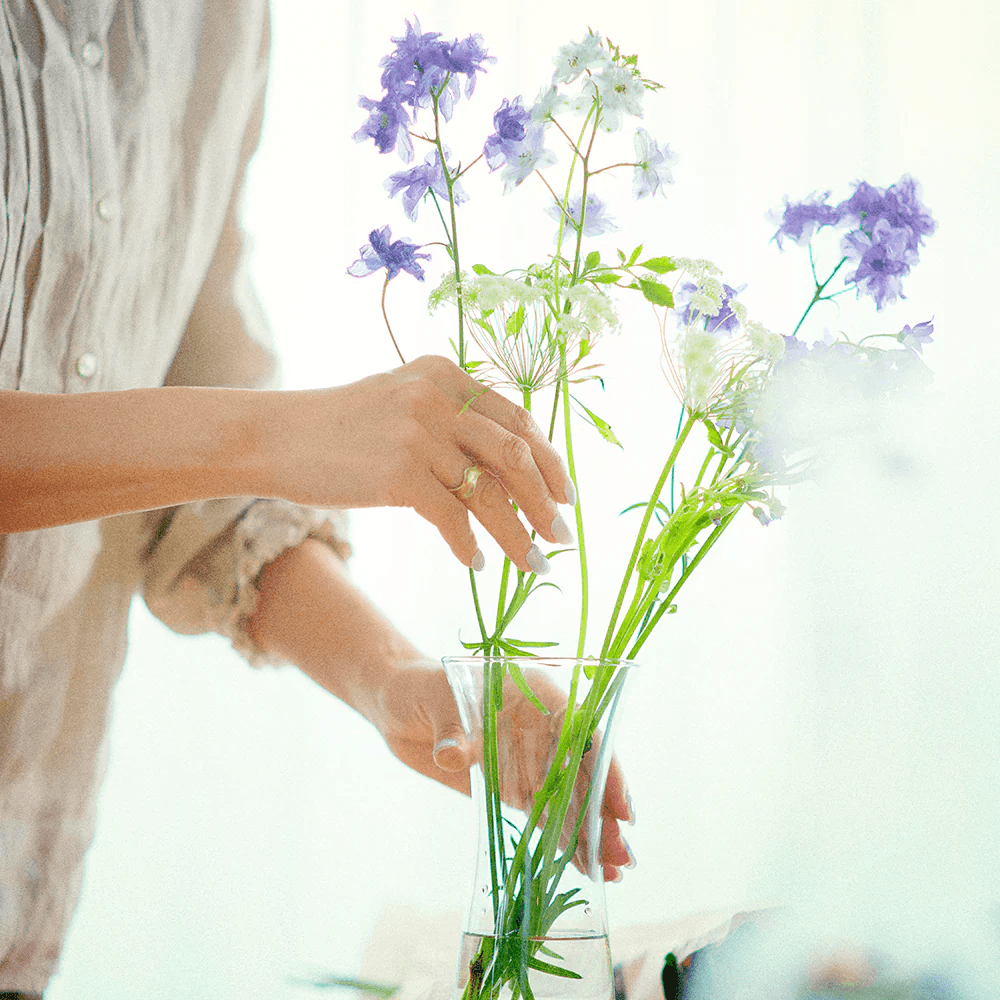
898, 318, 934, 354
771, 176, 935, 311
354, 18, 494, 161
769, 190, 841, 248
632, 128, 677, 199
552, 30, 610, 84
347, 225, 431, 282
496, 120, 556, 192
483, 96, 532, 169
385, 148, 467, 221
836, 175, 936, 251
841, 218, 919, 310
594, 65, 645, 131
548, 193, 618, 238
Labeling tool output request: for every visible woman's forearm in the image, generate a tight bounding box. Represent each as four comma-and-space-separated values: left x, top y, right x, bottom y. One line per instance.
0, 386, 276, 533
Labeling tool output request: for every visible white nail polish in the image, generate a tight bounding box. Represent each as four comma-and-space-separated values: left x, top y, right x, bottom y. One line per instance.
526, 544, 550, 576
551, 514, 574, 546
471, 549, 486, 572
565, 480, 577, 506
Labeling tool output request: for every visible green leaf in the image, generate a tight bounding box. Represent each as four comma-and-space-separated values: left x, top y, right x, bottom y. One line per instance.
525, 957, 583, 980
639, 278, 674, 308
616, 248, 627, 264
575, 401, 623, 448
703, 418, 728, 453
627, 243, 643, 266
507, 663, 550, 714
583, 250, 601, 273
589, 272, 621, 285
303, 976, 400, 997
472, 263, 495, 276
637, 255, 677, 274
505, 639, 560, 648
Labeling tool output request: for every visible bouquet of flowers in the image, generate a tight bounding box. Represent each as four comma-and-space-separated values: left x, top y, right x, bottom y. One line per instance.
346, 18, 937, 1000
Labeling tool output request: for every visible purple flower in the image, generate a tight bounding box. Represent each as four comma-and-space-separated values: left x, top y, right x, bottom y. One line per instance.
548, 194, 617, 237
373, 19, 493, 126
347, 225, 431, 282
385, 149, 466, 221
353, 93, 413, 162
770, 191, 842, 248
841, 218, 919, 310
484, 96, 531, 170
678, 281, 744, 334
837, 175, 936, 251
898, 317, 934, 354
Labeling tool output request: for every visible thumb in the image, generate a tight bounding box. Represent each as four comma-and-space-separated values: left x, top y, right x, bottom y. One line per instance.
432, 724, 473, 773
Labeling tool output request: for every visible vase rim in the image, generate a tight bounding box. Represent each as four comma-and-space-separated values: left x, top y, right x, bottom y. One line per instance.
441, 655, 639, 669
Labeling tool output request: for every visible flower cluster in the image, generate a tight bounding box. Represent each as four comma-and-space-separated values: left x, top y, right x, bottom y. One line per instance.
353, 18, 493, 162
770, 176, 937, 309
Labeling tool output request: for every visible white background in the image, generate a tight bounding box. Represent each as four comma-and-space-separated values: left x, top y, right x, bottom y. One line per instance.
49, 0, 1000, 995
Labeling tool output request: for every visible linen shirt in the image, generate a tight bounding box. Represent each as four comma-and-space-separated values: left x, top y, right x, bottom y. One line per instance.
0, 0, 347, 989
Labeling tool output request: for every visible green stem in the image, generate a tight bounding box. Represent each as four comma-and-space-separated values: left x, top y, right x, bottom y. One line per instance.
792, 255, 849, 336
601, 412, 698, 658
627, 512, 737, 657
559, 346, 587, 657
431, 89, 467, 368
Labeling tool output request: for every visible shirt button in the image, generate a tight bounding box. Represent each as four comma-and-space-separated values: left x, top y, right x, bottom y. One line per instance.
80, 40, 103, 67
76, 352, 98, 379
96, 199, 117, 221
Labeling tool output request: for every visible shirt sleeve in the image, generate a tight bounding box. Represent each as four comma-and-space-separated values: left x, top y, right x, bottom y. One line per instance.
139, 5, 350, 666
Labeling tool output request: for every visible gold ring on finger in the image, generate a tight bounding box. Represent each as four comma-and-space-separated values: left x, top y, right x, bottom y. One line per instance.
448, 465, 483, 502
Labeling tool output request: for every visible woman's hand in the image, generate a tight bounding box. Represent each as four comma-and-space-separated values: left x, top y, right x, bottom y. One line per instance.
376, 660, 635, 883
266, 355, 575, 574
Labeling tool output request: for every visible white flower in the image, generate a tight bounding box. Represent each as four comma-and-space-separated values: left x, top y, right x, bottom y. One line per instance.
565, 283, 619, 337
678, 328, 722, 411
499, 122, 557, 193
594, 66, 644, 131
632, 128, 678, 199
552, 31, 609, 84
468, 274, 546, 312
531, 84, 568, 123
746, 321, 784, 363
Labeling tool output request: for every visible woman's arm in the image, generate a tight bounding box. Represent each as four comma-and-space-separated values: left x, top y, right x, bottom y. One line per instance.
0, 385, 267, 533
0, 356, 574, 573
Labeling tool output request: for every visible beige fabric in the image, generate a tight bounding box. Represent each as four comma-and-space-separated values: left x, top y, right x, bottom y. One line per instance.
0, 0, 347, 988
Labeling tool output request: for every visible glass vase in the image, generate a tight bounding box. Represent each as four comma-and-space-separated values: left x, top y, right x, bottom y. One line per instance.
443, 656, 636, 1000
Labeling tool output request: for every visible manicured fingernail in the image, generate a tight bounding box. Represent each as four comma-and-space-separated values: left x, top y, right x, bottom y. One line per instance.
526, 544, 550, 576
626, 792, 636, 826
551, 514, 574, 546
471, 549, 486, 572
623, 840, 636, 870
565, 480, 577, 506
